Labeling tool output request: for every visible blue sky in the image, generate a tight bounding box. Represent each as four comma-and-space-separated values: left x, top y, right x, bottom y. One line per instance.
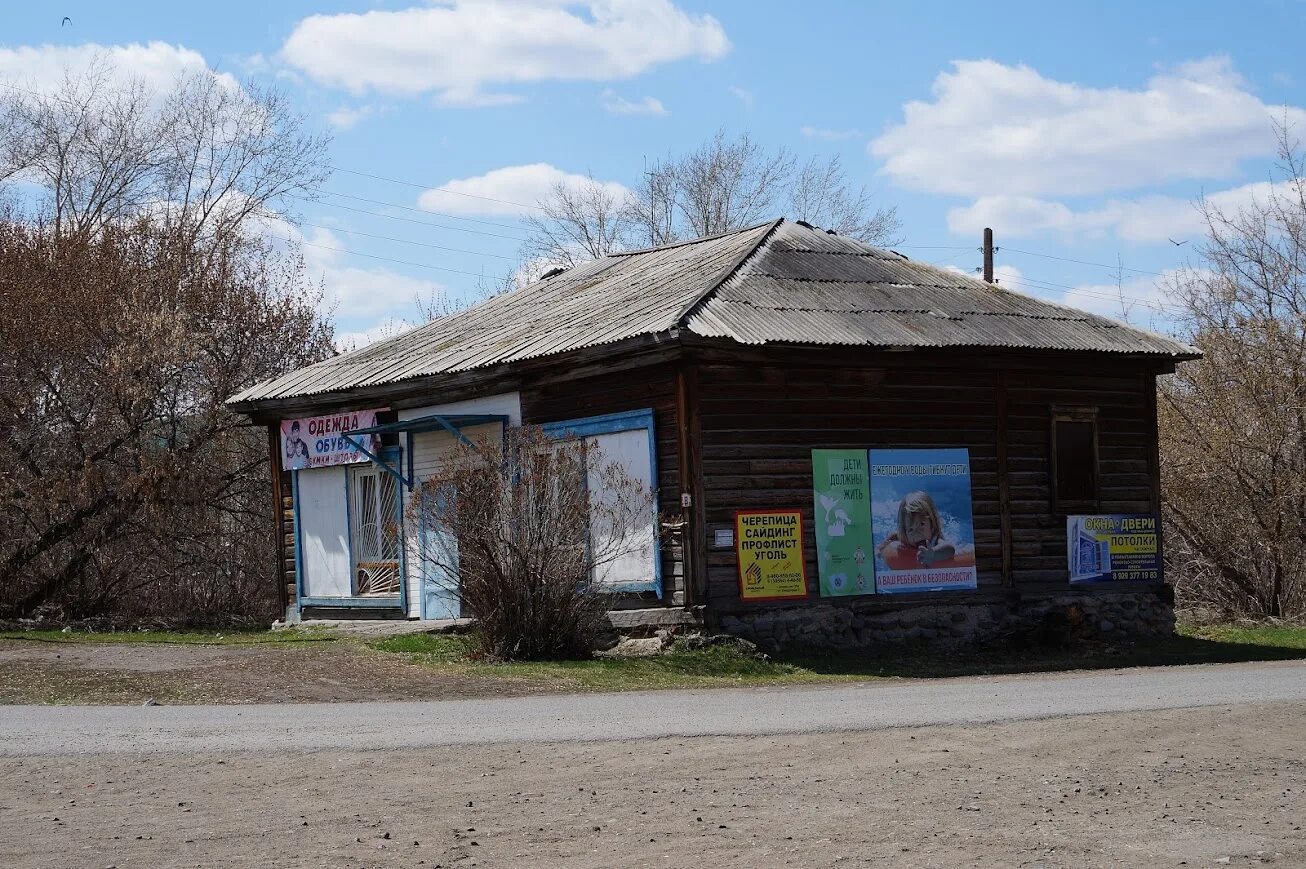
5, 1, 1305, 344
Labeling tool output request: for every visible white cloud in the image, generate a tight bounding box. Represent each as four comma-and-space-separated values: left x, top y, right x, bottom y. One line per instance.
299, 227, 445, 320
800, 126, 863, 141
0, 41, 237, 94
947, 180, 1294, 243
326, 105, 375, 130
943, 262, 1024, 285
280, 0, 729, 105
872, 57, 1304, 197
728, 85, 753, 109
336, 319, 418, 352
417, 163, 631, 217
258, 219, 443, 327
992, 264, 1024, 288
600, 89, 667, 116
948, 195, 1085, 238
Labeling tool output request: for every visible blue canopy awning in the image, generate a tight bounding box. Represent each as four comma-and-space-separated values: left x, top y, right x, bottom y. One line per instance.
342, 412, 509, 490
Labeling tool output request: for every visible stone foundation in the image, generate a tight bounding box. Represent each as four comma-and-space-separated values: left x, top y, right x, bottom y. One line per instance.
716, 590, 1175, 652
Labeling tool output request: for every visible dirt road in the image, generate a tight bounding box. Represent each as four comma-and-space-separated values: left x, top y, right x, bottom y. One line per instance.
1, 700, 1303, 866
4, 660, 1306, 755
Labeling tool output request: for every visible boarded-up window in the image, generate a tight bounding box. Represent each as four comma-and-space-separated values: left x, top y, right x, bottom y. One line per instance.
296, 466, 351, 599
541, 410, 660, 596
585, 427, 657, 590
1051, 408, 1098, 509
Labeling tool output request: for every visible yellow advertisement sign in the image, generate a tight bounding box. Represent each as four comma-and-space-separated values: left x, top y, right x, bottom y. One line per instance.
735, 510, 809, 601
1105, 534, 1159, 555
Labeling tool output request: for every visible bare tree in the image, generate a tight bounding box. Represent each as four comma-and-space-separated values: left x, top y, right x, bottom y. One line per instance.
0, 61, 333, 624
518, 130, 901, 279
0, 58, 327, 243
1110, 254, 1136, 323
0, 219, 334, 622
624, 154, 679, 248
1159, 124, 1306, 620
790, 154, 900, 245
409, 427, 656, 660
520, 173, 630, 269
0, 61, 159, 236
672, 129, 794, 238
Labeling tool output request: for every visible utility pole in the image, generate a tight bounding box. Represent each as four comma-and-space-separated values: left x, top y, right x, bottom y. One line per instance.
982, 227, 995, 283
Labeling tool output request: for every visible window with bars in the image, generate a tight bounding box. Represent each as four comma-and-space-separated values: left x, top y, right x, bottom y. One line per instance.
349, 463, 402, 595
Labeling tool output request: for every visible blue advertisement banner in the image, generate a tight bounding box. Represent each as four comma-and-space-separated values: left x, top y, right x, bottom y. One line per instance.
869, 448, 978, 593
1067, 515, 1161, 583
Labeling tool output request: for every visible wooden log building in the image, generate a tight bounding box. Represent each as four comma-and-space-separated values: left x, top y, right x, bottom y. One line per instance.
228, 219, 1197, 645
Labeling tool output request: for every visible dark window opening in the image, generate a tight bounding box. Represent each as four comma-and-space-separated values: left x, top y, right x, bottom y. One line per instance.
1052, 410, 1098, 509
376, 409, 400, 447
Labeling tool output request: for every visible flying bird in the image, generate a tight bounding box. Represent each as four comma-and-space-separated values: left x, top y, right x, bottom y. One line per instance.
61, 16, 71, 26
1168, 238, 1188, 246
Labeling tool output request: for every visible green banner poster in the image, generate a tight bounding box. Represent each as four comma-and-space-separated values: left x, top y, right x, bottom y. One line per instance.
811, 449, 875, 597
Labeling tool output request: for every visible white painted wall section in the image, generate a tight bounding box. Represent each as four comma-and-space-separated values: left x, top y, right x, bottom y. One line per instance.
399, 392, 522, 426
296, 466, 351, 598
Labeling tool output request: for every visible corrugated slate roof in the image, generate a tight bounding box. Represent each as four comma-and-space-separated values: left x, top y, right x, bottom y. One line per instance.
229, 219, 1196, 407
686, 221, 1192, 356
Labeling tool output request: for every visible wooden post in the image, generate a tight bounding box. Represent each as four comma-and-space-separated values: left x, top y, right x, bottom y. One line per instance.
996, 371, 1013, 584
983, 227, 995, 284
266, 425, 288, 618
1145, 371, 1165, 586
675, 359, 706, 608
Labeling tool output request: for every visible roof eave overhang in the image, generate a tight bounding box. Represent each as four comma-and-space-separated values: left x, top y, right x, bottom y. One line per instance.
675, 331, 1198, 366
226, 331, 684, 425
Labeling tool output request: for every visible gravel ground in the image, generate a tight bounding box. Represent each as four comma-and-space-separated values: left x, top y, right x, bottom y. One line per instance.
0, 702, 1301, 868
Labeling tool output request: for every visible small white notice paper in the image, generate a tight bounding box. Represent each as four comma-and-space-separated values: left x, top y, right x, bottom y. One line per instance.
714, 528, 734, 547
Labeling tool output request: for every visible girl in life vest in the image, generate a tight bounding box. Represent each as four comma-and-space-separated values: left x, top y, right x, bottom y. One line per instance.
876, 490, 976, 570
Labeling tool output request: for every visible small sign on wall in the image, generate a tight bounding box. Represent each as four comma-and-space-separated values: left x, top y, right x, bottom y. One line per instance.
1068, 514, 1161, 583
735, 510, 808, 601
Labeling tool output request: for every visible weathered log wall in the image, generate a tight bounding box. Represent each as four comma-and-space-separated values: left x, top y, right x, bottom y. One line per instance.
521, 363, 685, 606
694, 351, 1162, 615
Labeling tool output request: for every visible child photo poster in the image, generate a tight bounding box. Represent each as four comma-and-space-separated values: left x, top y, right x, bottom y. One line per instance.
869, 448, 978, 593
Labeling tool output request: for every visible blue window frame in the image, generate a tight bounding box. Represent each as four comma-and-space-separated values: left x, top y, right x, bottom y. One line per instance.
541, 409, 662, 597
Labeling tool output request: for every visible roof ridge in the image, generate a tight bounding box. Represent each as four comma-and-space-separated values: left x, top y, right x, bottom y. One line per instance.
671, 218, 784, 328
714, 297, 1090, 321
611, 219, 776, 257
781, 246, 902, 259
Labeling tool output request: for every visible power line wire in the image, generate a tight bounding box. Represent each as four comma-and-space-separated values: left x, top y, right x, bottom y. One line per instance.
290, 194, 527, 242
927, 252, 1179, 312
302, 223, 514, 260
1002, 246, 1165, 277
1003, 275, 1178, 313
294, 238, 502, 280
326, 164, 544, 212
316, 189, 529, 233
